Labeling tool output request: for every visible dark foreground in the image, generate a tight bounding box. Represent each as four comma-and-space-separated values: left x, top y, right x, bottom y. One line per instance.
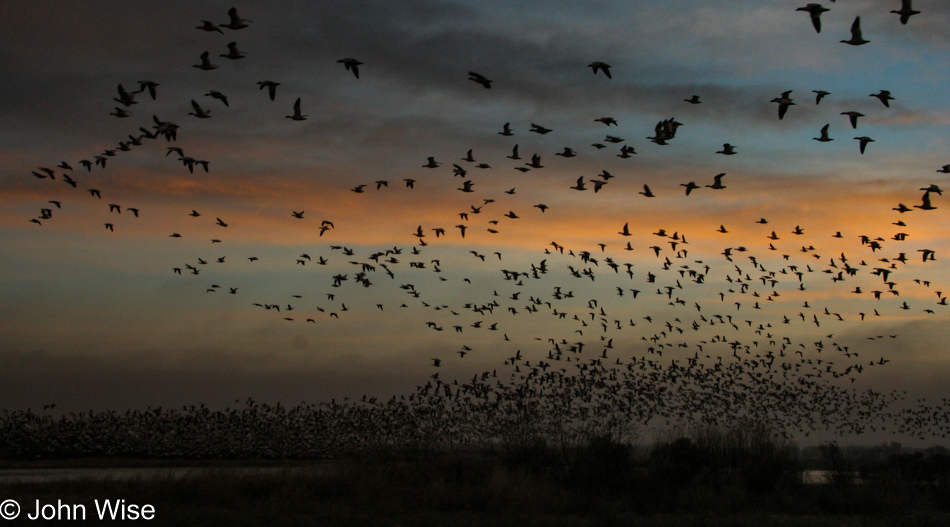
3, 437, 949, 527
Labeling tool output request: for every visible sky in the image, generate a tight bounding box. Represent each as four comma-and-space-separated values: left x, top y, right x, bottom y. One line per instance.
1, 1, 949, 445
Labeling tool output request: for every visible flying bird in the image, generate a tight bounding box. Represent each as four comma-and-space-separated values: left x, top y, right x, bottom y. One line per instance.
771, 91, 795, 120
257, 81, 280, 101
193, 51, 218, 71
338, 58, 362, 78
841, 17, 869, 45
530, 123, 552, 134
468, 71, 492, 88
813, 124, 833, 142
796, 4, 830, 33
220, 7, 251, 30
705, 173, 726, 189
841, 111, 864, 129
286, 98, 307, 120
716, 144, 736, 155
196, 20, 224, 34
854, 136, 875, 154
220, 42, 246, 59
891, 0, 920, 25
681, 182, 700, 195
870, 90, 894, 107
205, 90, 229, 107
188, 99, 211, 119
588, 61, 612, 78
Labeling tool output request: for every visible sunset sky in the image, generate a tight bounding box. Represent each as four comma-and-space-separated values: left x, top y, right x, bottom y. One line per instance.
1, 1, 948, 444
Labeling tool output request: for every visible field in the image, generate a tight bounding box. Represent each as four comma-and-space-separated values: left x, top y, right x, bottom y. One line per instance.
3, 430, 949, 526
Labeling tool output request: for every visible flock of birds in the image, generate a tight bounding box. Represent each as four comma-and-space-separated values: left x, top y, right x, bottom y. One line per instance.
14, 3, 950, 454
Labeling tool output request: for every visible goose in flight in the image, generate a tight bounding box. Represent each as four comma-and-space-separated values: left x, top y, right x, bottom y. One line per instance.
468, 71, 492, 88
891, 0, 920, 25
705, 173, 726, 189
796, 4, 830, 33
220, 42, 246, 59
132, 81, 159, 101
914, 191, 936, 211
813, 124, 833, 142
422, 157, 441, 168
716, 144, 736, 155
870, 90, 894, 107
193, 51, 218, 70
507, 144, 520, 160
854, 136, 875, 154
617, 145, 636, 158
639, 184, 655, 198
556, 147, 577, 157
588, 61, 612, 78
681, 181, 700, 195
570, 177, 586, 191
221, 7, 251, 30
216, 218, 228, 227
937, 165, 950, 174
771, 91, 795, 120
841, 111, 863, 129
114, 84, 137, 107
595, 117, 618, 126
196, 20, 224, 33
499, 122, 513, 136
813, 90, 830, 104
291, 211, 304, 219
286, 98, 307, 120
338, 58, 362, 78
684, 95, 701, 104
257, 81, 279, 101
530, 123, 552, 134
188, 99, 211, 118
619, 223, 632, 236
841, 17, 869, 45
205, 90, 229, 106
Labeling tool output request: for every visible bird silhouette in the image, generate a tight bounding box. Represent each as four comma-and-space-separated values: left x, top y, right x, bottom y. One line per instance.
841, 17, 869, 45
286, 98, 307, 120
588, 61, 612, 78
338, 58, 362, 78
796, 4, 830, 33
